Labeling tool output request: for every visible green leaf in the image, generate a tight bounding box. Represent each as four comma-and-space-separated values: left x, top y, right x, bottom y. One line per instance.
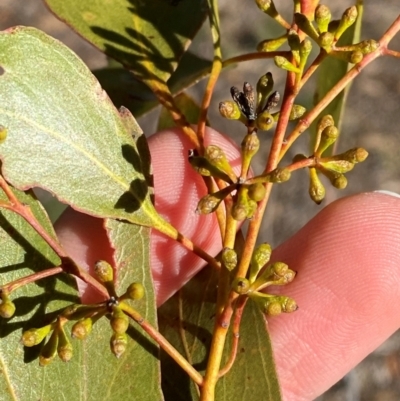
0, 27, 161, 228
105, 218, 163, 400
157, 93, 204, 131
93, 52, 211, 118
311, 2, 363, 153
44, 0, 208, 83
158, 267, 282, 401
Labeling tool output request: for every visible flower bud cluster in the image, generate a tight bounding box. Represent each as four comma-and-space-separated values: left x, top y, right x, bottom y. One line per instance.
231, 243, 298, 317
20, 267, 146, 364
255, 2, 378, 68
294, 115, 368, 204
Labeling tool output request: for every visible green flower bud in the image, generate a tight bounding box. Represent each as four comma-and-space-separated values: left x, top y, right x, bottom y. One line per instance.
232, 186, 251, 221
22, 324, 52, 347
252, 262, 291, 291
331, 174, 347, 189
57, 326, 73, 362
356, 39, 379, 55
247, 183, 266, 202
315, 125, 339, 156
314, 115, 334, 153
189, 149, 234, 183
94, 260, 114, 283
280, 296, 299, 313
315, 4, 331, 33
318, 165, 348, 189
204, 145, 237, 183
232, 277, 251, 295
110, 332, 128, 359
241, 133, 260, 176
219, 101, 242, 120
289, 104, 306, 120
71, 317, 93, 340
350, 50, 363, 64
299, 38, 312, 61
0, 125, 7, 143
271, 261, 288, 278
330, 50, 363, 64
256, 111, 275, 131
231, 202, 249, 221
39, 329, 59, 366
246, 199, 258, 219
339, 148, 369, 163
222, 248, 238, 271
335, 6, 358, 40
110, 306, 129, 335
0, 299, 15, 318
269, 167, 291, 183
309, 167, 325, 204
253, 295, 298, 315
196, 185, 234, 215
255, 0, 278, 17
257, 34, 288, 52
124, 282, 145, 300
249, 243, 272, 283
287, 29, 301, 52
319, 159, 354, 174
318, 31, 334, 49
196, 193, 223, 215
274, 56, 300, 73
294, 13, 320, 42
266, 301, 282, 316
256, 72, 274, 113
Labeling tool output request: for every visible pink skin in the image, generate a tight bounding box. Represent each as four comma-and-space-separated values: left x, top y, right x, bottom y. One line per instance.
55, 127, 400, 401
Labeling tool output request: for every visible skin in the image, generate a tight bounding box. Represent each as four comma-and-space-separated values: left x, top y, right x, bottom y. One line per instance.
55, 127, 400, 401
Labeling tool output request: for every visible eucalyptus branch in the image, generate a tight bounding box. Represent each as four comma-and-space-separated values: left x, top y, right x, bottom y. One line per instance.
119, 302, 203, 386
222, 51, 291, 68
197, 0, 223, 149
218, 296, 247, 378
1, 267, 63, 295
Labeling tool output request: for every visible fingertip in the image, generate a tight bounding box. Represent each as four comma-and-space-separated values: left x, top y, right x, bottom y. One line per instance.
268, 192, 400, 400
148, 126, 241, 305
54, 209, 113, 303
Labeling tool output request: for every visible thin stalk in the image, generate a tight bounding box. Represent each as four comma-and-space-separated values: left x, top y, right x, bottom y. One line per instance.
120, 302, 203, 386
0, 177, 109, 298
1, 267, 63, 294
144, 79, 200, 149
197, 0, 222, 148
151, 216, 220, 271
222, 51, 290, 68
218, 296, 247, 378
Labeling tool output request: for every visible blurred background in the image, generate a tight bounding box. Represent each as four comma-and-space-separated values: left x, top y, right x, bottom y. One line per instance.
1, 1, 400, 399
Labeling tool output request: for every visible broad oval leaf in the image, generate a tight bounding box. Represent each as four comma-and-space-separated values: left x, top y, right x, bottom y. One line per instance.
0, 27, 159, 228
44, 0, 208, 83
158, 267, 282, 401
